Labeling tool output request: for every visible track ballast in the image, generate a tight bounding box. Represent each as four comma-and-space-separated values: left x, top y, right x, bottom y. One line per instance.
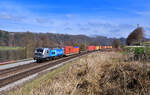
0, 51, 91, 88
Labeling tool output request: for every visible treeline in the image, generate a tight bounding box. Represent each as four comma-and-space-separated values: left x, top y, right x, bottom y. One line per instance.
0, 30, 126, 57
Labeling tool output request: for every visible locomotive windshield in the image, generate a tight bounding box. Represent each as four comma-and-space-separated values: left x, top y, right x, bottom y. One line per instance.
36, 48, 43, 52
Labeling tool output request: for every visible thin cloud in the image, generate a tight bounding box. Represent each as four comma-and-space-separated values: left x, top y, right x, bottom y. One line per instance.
64, 27, 73, 31
136, 11, 150, 16
0, 0, 150, 38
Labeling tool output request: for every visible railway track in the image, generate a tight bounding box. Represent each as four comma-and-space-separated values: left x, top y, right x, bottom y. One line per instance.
0, 62, 36, 77
0, 51, 91, 88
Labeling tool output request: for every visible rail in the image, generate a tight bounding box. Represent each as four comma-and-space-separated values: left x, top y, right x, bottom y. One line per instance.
0, 51, 90, 88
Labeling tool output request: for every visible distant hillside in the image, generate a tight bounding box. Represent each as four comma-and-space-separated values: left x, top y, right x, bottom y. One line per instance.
0, 30, 126, 57
0, 30, 126, 47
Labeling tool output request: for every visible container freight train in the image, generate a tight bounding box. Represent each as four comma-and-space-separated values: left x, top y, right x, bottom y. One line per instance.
34, 45, 112, 62
86, 46, 112, 51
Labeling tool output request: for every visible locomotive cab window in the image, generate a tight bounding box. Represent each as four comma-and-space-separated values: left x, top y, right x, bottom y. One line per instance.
36, 48, 43, 52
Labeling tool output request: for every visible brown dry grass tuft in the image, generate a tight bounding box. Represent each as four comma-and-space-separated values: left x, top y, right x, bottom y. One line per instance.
9, 52, 150, 95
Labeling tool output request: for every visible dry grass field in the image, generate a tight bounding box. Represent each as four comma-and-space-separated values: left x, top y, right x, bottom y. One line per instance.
8, 51, 150, 95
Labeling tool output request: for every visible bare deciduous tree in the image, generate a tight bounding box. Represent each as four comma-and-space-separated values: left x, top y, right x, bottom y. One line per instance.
126, 27, 144, 45
112, 39, 120, 48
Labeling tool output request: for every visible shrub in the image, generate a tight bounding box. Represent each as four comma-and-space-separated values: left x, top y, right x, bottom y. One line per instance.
124, 47, 150, 61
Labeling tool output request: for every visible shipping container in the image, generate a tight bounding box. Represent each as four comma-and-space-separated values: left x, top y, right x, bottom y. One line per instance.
96, 46, 100, 50
64, 46, 73, 55
99, 46, 102, 49
87, 46, 96, 51
101, 46, 105, 49
49, 48, 64, 57
64, 46, 79, 55
73, 46, 79, 53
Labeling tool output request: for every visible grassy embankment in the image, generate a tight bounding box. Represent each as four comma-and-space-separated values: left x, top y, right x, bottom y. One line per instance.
0, 46, 25, 51
8, 53, 89, 95
8, 51, 150, 95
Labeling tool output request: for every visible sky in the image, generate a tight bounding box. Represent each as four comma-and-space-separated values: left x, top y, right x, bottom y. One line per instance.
0, 0, 150, 38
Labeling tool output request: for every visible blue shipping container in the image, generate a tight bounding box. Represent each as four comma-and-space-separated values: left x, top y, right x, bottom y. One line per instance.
74, 46, 79, 48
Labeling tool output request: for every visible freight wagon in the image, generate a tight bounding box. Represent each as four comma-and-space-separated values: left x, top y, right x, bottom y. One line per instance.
73, 46, 79, 53
109, 46, 112, 49
64, 46, 79, 56
96, 46, 100, 50
99, 46, 102, 50
101, 46, 106, 49
100, 46, 112, 49
87, 46, 96, 51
